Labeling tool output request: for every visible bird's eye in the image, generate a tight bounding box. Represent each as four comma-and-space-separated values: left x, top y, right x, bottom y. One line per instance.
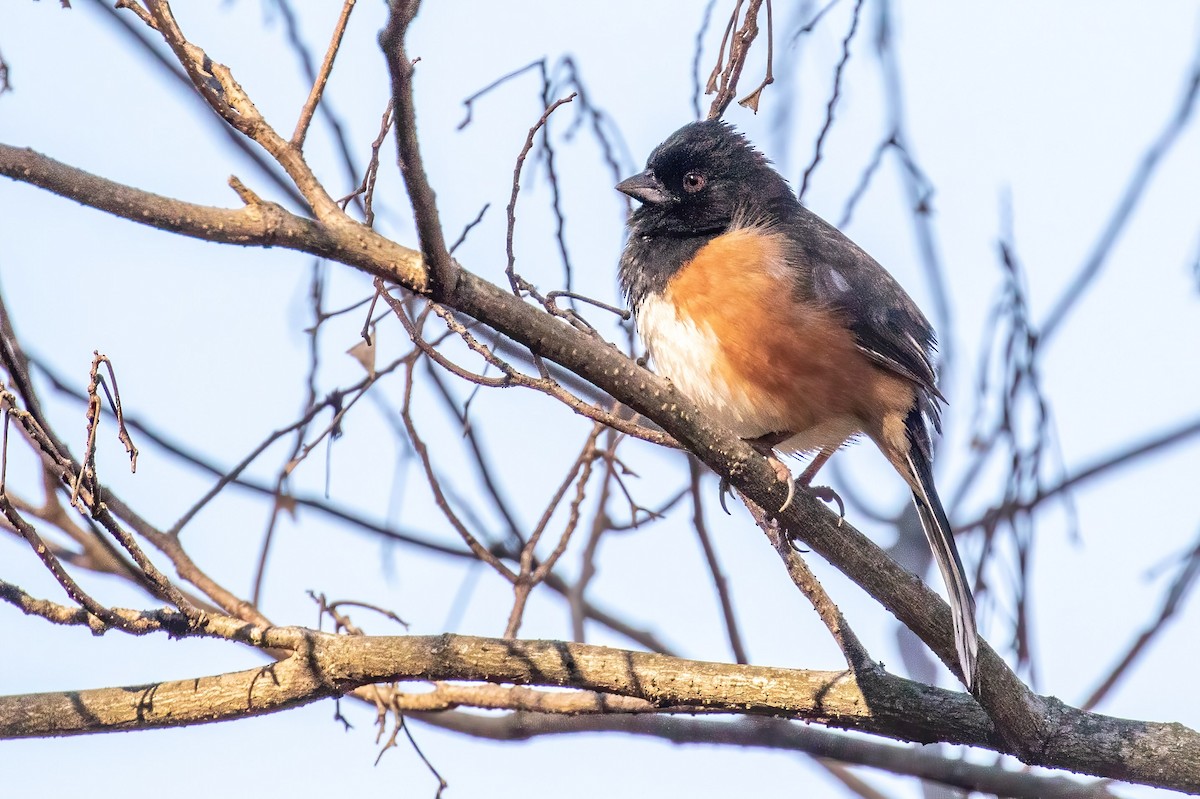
682, 171, 706, 193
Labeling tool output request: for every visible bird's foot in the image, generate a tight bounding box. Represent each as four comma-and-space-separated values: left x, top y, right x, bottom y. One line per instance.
769, 457, 797, 512
742, 431, 797, 513
717, 455, 795, 513
804, 483, 845, 525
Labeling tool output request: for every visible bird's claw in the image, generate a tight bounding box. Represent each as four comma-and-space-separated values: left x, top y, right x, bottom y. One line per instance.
718, 454, 829, 519
806, 483, 845, 525
770, 459, 796, 513
788, 534, 810, 553
717, 477, 733, 515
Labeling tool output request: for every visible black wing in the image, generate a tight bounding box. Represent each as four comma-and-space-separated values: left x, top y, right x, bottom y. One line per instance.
788, 206, 943, 401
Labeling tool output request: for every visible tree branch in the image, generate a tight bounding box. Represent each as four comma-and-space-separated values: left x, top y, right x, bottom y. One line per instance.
0, 630, 1195, 793
379, 0, 458, 296
415, 712, 1120, 799
0, 143, 426, 291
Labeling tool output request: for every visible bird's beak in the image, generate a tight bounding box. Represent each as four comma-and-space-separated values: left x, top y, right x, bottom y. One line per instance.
616, 169, 670, 205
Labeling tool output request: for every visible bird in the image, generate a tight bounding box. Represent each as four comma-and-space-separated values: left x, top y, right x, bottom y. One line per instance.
616, 120, 978, 690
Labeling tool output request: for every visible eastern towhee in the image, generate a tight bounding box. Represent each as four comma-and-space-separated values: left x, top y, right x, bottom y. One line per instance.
617, 120, 978, 689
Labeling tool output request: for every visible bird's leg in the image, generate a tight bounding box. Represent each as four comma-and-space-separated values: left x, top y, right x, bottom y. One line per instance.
797, 451, 845, 523
750, 434, 797, 512
718, 434, 846, 518
717, 430, 794, 514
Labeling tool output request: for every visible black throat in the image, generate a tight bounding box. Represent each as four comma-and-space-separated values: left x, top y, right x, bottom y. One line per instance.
618, 227, 724, 309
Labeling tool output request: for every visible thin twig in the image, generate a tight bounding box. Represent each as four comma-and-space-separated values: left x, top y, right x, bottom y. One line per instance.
688, 458, 749, 664
457, 60, 547, 130
737, 0, 774, 112
1, 496, 131, 632
790, 0, 843, 43
337, 99, 395, 227
745, 499, 873, 675
798, 0, 865, 200
1041, 37, 1200, 341
706, 0, 766, 120
838, 132, 895, 228
691, 0, 718, 119
291, 0, 357, 149
505, 92, 578, 296
505, 424, 601, 638
1082, 525, 1200, 710
387, 309, 516, 581
449, 203, 490, 255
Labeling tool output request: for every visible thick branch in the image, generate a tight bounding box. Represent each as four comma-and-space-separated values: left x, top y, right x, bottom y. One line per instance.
379, 0, 459, 295
416, 713, 1120, 799
0, 631, 1196, 794
0, 633, 953, 740
0, 143, 426, 291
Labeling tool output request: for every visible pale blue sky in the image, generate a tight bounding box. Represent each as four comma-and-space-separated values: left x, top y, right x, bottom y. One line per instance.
2, 2, 1199, 797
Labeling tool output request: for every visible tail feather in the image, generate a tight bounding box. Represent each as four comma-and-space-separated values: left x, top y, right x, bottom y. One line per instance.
905, 449, 978, 690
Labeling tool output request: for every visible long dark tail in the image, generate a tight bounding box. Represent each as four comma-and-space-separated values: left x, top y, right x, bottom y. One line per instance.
904, 434, 978, 689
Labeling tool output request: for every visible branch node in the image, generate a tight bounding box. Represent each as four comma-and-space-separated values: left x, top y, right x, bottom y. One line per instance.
229, 175, 263, 206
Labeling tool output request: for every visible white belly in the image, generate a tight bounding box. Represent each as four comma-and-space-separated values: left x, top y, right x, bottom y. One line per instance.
637, 293, 791, 438
636, 293, 861, 454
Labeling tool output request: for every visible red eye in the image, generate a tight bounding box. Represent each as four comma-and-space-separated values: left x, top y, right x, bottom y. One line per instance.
683, 171, 705, 193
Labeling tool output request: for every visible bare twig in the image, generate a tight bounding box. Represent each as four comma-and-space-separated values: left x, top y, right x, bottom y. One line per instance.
737, 0, 774, 112
1041, 37, 1200, 341
70, 353, 138, 513
0, 577, 168, 635
1, 496, 132, 632
168, 355, 409, 538
688, 458, 749, 664
393, 333, 516, 582
838, 132, 895, 228
959, 413, 1200, 535
252, 262, 327, 605
449, 203, 490, 255
385, 286, 675, 446
798, 0, 865, 200
458, 60, 547, 130
873, 6, 955, 369
789, 0, 843, 43
0, 46, 11, 95
706, 0, 766, 120
569, 432, 620, 642
337, 99, 394, 227
380, 0, 458, 295
745, 500, 873, 675
423, 364, 523, 544
545, 291, 631, 322
504, 92, 578, 296
268, 0, 362, 210
691, 0, 718, 119
290, 0, 357, 149
505, 423, 601, 638
1082, 525, 1200, 711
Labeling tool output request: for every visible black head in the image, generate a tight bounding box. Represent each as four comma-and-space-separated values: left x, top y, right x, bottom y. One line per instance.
617, 121, 795, 237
